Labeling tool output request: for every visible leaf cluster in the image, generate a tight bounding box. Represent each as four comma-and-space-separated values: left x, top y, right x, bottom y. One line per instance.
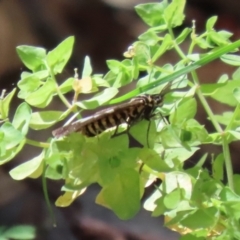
1, 0, 240, 239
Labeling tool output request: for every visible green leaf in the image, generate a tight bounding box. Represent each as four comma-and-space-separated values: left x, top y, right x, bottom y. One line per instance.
164, 0, 186, 28
132, 42, 151, 66
17, 71, 49, 99
12, 103, 32, 135
220, 187, 240, 201
180, 233, 206, 240
221, 54, 240, 66
144, 188, 162, 212
212, 153, 224, 181
159, 126, 183, 148
195, 38, 212, 49
135, 2, 168, 27
180, 129, 192, 142
10, 152, 44, 180
44, 141, 65, 180
114, 72, 131, 88
76, 87, 118, 109
200, 82, 227, 96
139, 148, 172, 172
69, 147, 99, 184
131, 57, 139, 80
207, 31, 230, 47
16, 46, 46, 71
176, 28, 191, 44
105, 60, 132, 87
152, 196, 165, 217
138, 30, 160, 46
0, 88, 16, 119
59, 77, 74, 94
232, 67, 240, 80
180, 207, 218, 229
222, 201, 240, 223
170, 98, 197, 124
233, 87, 240, 103
152, 34, 173, 62
233, 174, 240, 195
3, 225, 36, 239
30, 111, 64, 130
73, 134, 129, 186
218, 30, 233, 41
82, 56, 92, 77
214, 111, 240, 130
163, 188, 182, 209
163, 171, 192, 198
210, 80, 240, 106
164, 147, 199, 166
228, 130, 240, 140
206, 16, 218, 31
45, 165, 63, 180
25, 78, 55, 108
0, 134, 25, 162
0, 140, 25, 165
0, 122, 25, 150
218, 73, 229, 83
130, 120, 157, 148
184, 119, 208, 144
106, 60, 124, 74
97, 168, 140, 220
47, 36, 74, 74
92, 75, 110, 88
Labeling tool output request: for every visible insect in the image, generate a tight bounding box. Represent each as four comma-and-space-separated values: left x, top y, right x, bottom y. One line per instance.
52, 93, 165, 139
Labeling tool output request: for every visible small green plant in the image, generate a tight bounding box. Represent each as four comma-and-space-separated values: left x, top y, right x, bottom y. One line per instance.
1, 0, 240, 239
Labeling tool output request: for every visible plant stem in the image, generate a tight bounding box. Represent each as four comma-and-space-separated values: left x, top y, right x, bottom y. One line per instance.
26, 138, 50, 148
48, 65, 72, 109
168, 27, 188, 61
0, 89, 7, 119
191, 71, 234, 191
191, 71, 223, 133
222, 135, 234, 190
42, 162, 57, 227
226, 104, 240, 131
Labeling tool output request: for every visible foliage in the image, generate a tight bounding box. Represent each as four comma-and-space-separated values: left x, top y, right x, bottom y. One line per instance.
1, 0, 240, 239
0, 225, 36, 240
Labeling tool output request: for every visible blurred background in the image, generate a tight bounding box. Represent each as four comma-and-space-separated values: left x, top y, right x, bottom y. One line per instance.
0, 0, 240, 239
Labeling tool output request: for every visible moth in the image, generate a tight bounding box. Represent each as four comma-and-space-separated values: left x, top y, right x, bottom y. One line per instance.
52, 93, 164, 138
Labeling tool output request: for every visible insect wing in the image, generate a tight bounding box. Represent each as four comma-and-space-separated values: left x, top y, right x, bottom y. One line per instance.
52, 115, 93, 138
52, 97, 145, 138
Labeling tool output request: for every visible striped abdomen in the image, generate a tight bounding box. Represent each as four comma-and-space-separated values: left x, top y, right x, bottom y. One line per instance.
81, 102, 146, 136
52, 94, 163, 138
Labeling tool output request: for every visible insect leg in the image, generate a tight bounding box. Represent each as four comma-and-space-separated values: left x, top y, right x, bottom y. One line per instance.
146, 120, 152, 148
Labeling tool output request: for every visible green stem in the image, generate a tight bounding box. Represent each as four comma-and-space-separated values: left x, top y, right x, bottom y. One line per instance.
168, 27, 187, 61
48, 65, 72, 109
109, 40, 240, 104
191, 71, 234, 191
222, 135, 234, 190
226, 104, 240, 131
223, 104, 240, 191
42, 162, 57, 227
173, 40, 188, 61
26, 138, 50, 148
191, 71, 223, 133
0, 89, 6, 119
